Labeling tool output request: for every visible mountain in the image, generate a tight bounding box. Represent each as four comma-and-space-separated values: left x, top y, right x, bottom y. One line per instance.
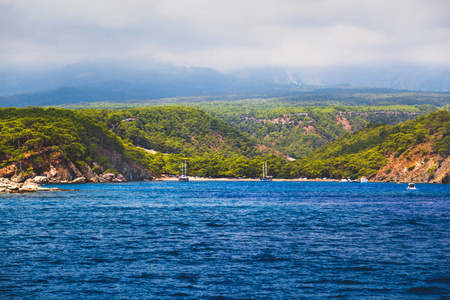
1, 61, 449, 108
0, 62, 275, 107
232, 65, 450, 92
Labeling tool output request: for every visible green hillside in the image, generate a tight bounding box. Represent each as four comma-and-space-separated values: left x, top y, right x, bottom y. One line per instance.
82, 106, 259, 157
290, 110, 450, 179
0, 106, 448, 181
193, 103, 436, 158
0, 107, 273, 179
57, 95, 439, 158
0, 107, 158, 177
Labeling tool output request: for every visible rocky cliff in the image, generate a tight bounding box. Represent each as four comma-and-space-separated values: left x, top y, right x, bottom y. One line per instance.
0, 147, 153, 184
374, 142, 450, 183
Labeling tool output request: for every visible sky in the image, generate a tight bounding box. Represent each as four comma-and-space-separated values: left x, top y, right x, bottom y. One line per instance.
1, 0, 449, 72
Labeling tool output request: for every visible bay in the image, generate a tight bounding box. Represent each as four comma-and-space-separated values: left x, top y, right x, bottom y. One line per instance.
0, 181, 449, 299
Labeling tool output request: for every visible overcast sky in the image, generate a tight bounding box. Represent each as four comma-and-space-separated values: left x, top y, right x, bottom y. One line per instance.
1, 0, 449, 71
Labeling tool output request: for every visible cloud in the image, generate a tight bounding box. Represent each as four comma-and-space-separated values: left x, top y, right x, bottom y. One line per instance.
0, 0, 449, 71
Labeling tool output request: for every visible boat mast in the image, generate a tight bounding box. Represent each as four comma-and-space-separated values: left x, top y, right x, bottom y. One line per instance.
181, 160, 186, 177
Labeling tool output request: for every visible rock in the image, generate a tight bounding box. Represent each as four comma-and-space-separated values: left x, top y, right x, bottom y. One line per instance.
20, 179, 40, 192
90, 175, 100, 183
0, 164, 17, 178
8, 184, 21, 191
31, 176, 49, 184
97, 149, 153, 181
48, 165, 58, 178
37, 187, 60, 191
0, 177, 63, 193
374, 143, 450, 183
112, 174, 127, 182
101, 173, 116, 183
78, 164, 96, 182
10, 173, 24, 183
71, 176, 86, 184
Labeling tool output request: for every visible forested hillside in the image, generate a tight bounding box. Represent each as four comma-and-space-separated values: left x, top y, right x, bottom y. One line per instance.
82, 106, 259, 157
0, 107, 155, 182
0, 106, 274, 181
0, 106, 448, 182
289, 110, 450, 182
193, 102, 436, 158
58, 95, 440, 158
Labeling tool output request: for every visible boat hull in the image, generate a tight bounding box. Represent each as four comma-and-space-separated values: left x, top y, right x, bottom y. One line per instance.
179, 176, 189, 182
260, 177, 273, 181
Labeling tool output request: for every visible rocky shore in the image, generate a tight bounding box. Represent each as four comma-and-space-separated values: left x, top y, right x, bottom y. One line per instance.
0, 171, 134, 194
0, 177, 61, 193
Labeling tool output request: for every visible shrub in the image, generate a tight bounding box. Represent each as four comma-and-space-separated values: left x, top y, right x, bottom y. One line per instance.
91, 165, 102, 175
407, 164, 415, 171
104, 168, 118, 175
23, 167, 34, 177
33, 156, 44, 164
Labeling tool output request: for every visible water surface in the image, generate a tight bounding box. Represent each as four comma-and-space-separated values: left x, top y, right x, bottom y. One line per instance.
1, 181, 449, 299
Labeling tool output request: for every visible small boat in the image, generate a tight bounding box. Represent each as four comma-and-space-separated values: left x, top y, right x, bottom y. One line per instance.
360, 177, 369, 183
260, 162, 273, 181
179, 160, 189, 182
407, 182, 416, 190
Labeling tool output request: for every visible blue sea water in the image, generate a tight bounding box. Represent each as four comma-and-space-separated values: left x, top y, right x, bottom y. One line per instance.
0, 181, 449, 299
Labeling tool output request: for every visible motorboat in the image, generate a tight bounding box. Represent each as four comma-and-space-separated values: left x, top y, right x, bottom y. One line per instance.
407, 182, 416, 190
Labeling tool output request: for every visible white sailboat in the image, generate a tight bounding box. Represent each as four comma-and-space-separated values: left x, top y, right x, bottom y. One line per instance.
179, 160, 189, 182
260, 162, 273, 181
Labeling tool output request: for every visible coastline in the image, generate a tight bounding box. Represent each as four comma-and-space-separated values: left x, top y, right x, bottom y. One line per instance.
2, 175, 445, 194
157, 176, 339, 182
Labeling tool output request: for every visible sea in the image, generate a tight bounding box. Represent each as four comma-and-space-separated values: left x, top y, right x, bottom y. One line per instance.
0, 181, 449, 299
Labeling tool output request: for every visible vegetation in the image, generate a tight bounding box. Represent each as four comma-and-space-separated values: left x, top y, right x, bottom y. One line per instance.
0, 104, 448, 180
0, 107, 158, 174
58, 97, 438, 158
81, 106, 260, 157
289, 110, 450, 179
0, 106, 279, 178
192, 103, 435, 158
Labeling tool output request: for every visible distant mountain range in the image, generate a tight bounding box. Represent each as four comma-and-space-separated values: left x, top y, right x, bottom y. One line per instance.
0, 61, 449, 107
232, 65, 450, 92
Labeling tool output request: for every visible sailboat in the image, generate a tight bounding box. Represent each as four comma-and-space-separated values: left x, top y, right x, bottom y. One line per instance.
179, 160, 189, 182
260, 162, 273, 181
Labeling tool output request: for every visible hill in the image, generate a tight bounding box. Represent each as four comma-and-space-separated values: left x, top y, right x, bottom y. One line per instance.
0, 106, 448, 182
190, 102, 437, 158
0, 107, 159, 183
82, 106, 260, 157
60, 98, 439, 158
0, 106, 269, 182
291, 110, 450, 183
